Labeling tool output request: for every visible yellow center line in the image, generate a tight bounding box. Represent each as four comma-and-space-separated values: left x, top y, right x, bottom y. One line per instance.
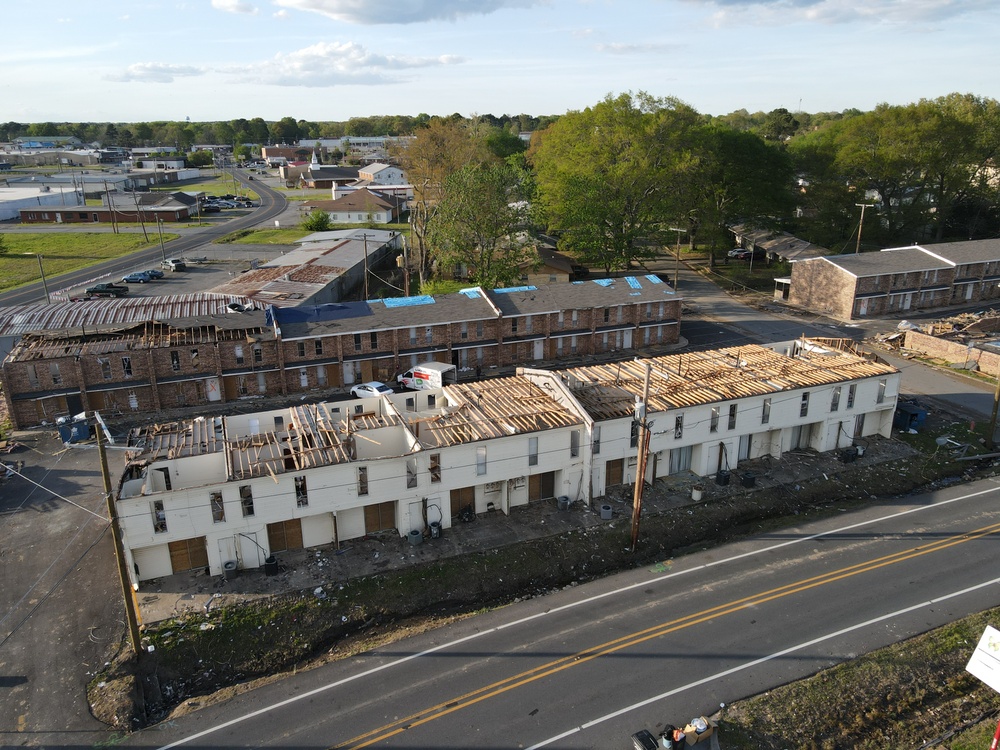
336, 521, 1000, 748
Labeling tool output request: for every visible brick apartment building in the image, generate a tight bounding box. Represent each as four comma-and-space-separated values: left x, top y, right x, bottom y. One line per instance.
2, 275, 681, 428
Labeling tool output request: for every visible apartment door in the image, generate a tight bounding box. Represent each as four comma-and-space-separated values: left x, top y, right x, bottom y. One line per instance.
168, 537, 209, 574
364, 501, 396, 533
450, 486, 475, 519
606, 458, 624, 487
528, 471, 555, 502
267, 519, 304, 552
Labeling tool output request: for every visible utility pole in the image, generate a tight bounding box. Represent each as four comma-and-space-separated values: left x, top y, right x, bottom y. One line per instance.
630, 362, 653, 552
855, 203, 874, 254
96, 414, 143, 655
361, 232, 371, 300
669, 227, 685, 290
155, 217, 167, 263
989, 367, 1000, 451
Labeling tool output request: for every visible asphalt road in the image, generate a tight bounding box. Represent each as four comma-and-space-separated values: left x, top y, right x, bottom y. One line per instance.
119, 476, 1000, 749
0, 170, 288, 307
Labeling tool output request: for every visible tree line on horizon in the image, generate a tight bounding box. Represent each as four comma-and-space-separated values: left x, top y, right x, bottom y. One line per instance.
6, 92, 999, 290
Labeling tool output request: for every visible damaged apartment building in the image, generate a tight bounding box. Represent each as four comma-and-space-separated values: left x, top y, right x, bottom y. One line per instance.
115, 337, 899, 584
1, 275, 681, 428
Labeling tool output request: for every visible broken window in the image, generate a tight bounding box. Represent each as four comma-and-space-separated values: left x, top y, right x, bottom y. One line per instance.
357, 467, 369, 496
100, 359, 112, 380
152, 500, 166, 533
728, 404, 737, 431
121, 357, 132, 378
190, 349, 199, 367
877, 379, 887, 404
847, 384, 856, 409
570, 430, 580, 458
171, 351, 180, 371
314, 339, 323, 355
831, 386, 841, 412
210, 491, 225, 523
406, 459, 417, 489
674, 415, 684, 439
49, 362, 61, 385
762, 398, 771, 425
295, 476, 308, 506
429, 454, 441, 483
26, 364, 39, 388
253, 345, 262, 363
710, 407, 720, 433
234, 345, 244, 365
528, 437, 538, 466
593, 426, 601, 455
800, 392, 810, 418
239, 485, 254, 517
297, 342, 306, 357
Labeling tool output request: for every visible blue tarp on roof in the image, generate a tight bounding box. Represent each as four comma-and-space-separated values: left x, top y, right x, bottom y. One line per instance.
267, 302, 371, 326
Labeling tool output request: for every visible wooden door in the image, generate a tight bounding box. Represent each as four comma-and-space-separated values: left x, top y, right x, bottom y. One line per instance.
168, 537, 209, 573
606, 458, 624, 487
267, 519, 304, 552
364, 501, 396, 532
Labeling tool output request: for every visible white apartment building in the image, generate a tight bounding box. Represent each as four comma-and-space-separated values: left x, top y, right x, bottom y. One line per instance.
116, 338, 899, 585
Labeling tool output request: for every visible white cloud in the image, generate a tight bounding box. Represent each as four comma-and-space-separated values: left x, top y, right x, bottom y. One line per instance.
273, 8, 289, 18
104, 63, 205, 83
595, 42, 679, 55
227, 41, 462, 86
696, 0, 995, 25
273, 0, 540, 25
212, 0, 259, 15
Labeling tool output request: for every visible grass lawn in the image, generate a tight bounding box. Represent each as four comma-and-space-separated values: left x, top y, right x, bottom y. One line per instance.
0, 233, 170, 292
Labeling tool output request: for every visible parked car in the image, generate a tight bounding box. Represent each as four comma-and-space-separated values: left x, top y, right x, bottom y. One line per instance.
122, 271, 153, 283
350, 382, 394, 399
85, 283, 128, 298
161, 258, 187, 271
727, 247, 746, 258
144, 268, 165, 279
201, 204, 221, 213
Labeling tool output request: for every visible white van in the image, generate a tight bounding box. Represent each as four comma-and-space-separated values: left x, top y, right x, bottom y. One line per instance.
397, 362, 458, 391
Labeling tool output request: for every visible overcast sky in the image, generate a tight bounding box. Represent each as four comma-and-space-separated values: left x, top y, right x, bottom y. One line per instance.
3, 0, 997, 124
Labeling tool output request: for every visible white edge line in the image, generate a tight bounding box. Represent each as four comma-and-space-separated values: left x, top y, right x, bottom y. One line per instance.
525, 575, 1000, 749
153, 483, 1000, 749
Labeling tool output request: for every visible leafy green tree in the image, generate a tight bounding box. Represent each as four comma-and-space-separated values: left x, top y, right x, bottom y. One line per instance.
270, 116, 300, 145
485, 127, 527, 159
429, 162, 533, 289
759, 108, 799, 140
185, 150, 214, 167
301, 209, 332, 232
397, 119, 492, 285
117, 127, 135, 148
530, 91, 700, 273
681, 124, 795, 265
249, 117, 270, 144
134, 122, 153, 145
